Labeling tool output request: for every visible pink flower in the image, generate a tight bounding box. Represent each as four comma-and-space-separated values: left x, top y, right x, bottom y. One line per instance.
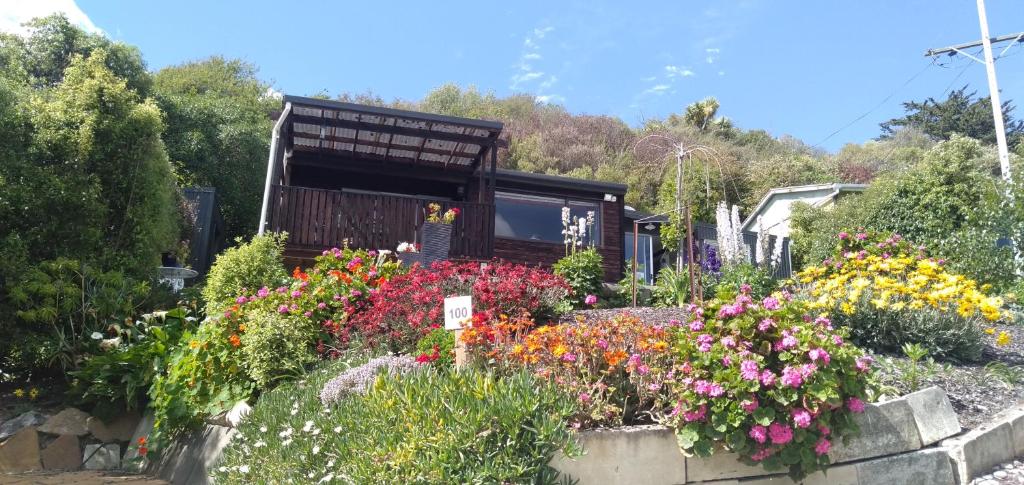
596, 339, 609, 350
689, 320, 705, 332
740, 283, 752, 294
838, 231, 849, 240
817, 424, 831, 436
235, 296, 247, 304
277, 305, 289, 314
760, 370, 777, 386
637, 364, 650, 375
276, 286, 288, 294
768, 422, 793, 444
780, 366, 803, 388
855, 356, 873, 372
562, 353, 577, 362
814, 437, 831, 456
317, 302, 327, 310
721, 355, 732, 366
741, 398, 759, 413
291, 290, 302, 298
350, 290, 363, 297
751, 447, 774, 461
303, 311, 313, 318
740, 360, 760, 381
578, 392, 591, 403
762, 296, 780, 310
832, 335, 844, 346
780, 335, 798, 350
758, 318, 776, 332
749, 425, 768, 444
791, 408, 812, 428
333, 294, 342, 301
847, 397, 866, 413
584, 294, 598, 306
683, 405, 707, 422
257, 287, 270, 298
855, 232, 867, 240
720, 336, 737, 349
808, 348, 831, 365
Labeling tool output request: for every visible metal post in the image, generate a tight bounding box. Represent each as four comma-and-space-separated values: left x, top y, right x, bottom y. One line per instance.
258, 102, 291, 235
976, 0, 1012, 180
632, 221, 639, 307
675, 152, 683, 272
685, 205, 698, 304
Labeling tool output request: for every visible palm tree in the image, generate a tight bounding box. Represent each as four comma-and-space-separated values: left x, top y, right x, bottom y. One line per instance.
683, 97, 721, 131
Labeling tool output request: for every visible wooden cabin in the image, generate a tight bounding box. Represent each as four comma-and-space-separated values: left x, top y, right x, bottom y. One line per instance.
258, 96, 627, 280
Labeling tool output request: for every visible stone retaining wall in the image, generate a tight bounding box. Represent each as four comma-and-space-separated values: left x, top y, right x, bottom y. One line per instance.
551, 386, 965, 485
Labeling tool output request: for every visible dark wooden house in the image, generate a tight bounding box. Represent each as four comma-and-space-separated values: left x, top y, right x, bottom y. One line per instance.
258, 96, 627, 280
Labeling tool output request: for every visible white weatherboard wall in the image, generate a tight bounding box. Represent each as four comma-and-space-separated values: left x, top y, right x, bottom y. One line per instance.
751, 187, 835, 239
550, 386, 964, 485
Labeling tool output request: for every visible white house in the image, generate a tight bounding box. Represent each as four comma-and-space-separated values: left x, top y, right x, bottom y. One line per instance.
741, 183, 866, 238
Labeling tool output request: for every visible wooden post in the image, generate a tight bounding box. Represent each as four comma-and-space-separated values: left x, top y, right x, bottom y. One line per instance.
454, 329, 467, 368
632, 221, 639, 307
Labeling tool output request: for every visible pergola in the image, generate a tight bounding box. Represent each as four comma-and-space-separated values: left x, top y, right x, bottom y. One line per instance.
259, 96, 506, 234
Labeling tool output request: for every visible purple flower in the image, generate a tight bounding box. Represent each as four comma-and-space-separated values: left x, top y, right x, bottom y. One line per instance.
303, 311, 313, 318
720, 336, 737, 349
762, 296, 780, 310
758, 318, 776, 332
689, 320, 705, 332
257, 287, 270, 298
780, 366, 803, 388
596, 339, 609, 350
832, 334, 844, 346
740, 360, 760, 381
291, 290, 302, 298
584, 294, 598, 306
781, 335, 798, 350
350, 290, 363, 298
235, 296, 247, 304
760, 370, 777, 386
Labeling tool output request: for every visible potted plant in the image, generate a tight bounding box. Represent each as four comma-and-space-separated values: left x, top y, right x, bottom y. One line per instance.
396, 242, 421, 267
420, 203, 459, 265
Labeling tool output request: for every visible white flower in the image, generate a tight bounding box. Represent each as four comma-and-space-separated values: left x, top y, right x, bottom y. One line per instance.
303, 420, 315, 432
327, 459, 335, 467
238, 465, 250, 474
333, 426, 342, 433
318, 474, 335, 483
218, 467, 227, 473
90, 332, 103, 340
290, 408, 298, 416
259, 426, 267, 433
279, 427, 293, 438
281, 438, 293, 446
253, 440, 266, 448
312, 445, 321, 454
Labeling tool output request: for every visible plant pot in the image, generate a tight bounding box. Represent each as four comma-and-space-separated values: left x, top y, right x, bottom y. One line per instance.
397, 251, 421, 267
420, 222, 453, 266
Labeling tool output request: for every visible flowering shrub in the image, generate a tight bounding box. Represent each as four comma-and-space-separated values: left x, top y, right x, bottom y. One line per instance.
464, 313, 672, 428
415, 328, 455, 366
553, 247, 604, 308
319, 355, 420, 405
660, 287, 873, 479
214, 362, 580, 484
426, 203, 460, 224
350, 260, 569, 353
795, 231, 1007, 360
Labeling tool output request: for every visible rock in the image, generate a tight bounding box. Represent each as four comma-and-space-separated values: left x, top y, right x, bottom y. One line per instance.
995, 470, 1009, 479
87, 412, 141, 443
854, 448, 956, 485
829, 398, 923, 463
0, 411, 47, 440
0, 426, 42, 473
41, 434, 80, 470
943, 421, 1016, 485
82, 443, 120, 470
978, 480, 998, 485
549, 425, 687, 485
903, 386, 961, 446
37, 408, 90, 436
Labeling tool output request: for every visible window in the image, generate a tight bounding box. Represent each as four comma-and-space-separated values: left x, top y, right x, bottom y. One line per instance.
624, 232, 654, 284
495, 192, 602, 245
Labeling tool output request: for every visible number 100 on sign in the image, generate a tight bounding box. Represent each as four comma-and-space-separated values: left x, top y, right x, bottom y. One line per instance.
444, 295, 472, 330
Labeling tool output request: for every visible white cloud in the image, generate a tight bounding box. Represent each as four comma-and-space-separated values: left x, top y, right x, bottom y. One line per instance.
665, 65, 695, 78
718, 71, 726, 76
641, 84, 671, 96
705, 47, 721, 64
511, 71, 544, 87
522, 52, 542, 60
510, 24, 555, 90
539, 75, 558, 90
640, 75, 658, 82
0, 0, 101, 36
536, 94, 566, 104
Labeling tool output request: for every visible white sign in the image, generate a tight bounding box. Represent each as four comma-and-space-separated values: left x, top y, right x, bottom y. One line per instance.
444, 295, 473, 330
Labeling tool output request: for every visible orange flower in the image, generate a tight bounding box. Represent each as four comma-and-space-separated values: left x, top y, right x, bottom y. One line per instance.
188, 340, 199, 350
137, 437, 147, 446
238, 323, 247, 332
604, 350, 628, 366
228, 334, 241, 347
292, 266, 309, 281
329, 270, 342, 279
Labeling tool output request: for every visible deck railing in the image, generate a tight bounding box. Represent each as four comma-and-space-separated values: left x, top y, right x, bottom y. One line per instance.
267, 185, 495, 259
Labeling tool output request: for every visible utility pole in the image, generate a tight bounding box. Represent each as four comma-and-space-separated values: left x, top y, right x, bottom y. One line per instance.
924, 1, 1022, 181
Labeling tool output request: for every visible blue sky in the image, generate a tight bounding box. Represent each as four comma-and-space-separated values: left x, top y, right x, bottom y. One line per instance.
7, 1, 1024, 151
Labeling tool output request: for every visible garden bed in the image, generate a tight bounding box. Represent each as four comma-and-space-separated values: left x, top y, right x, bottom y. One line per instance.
566, 309, 1024, 431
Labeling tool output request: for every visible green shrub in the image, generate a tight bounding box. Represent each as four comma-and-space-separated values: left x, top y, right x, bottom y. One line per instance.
653, 266, 717, 307
6, 258, 150, 373
213, 366, 581, 484
414, 327, 456, 367
68, 307, 195, 419
715, 262, 775, 299
239, 312, 318, 387
553, 247, 604, 307
202, 233, 288, 315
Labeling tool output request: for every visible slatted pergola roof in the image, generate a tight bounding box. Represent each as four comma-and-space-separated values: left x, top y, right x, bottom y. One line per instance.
282, 95, 505, 171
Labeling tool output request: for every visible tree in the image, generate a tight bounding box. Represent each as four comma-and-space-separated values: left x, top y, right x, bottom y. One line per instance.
879, 86, 1024, 149
153, 57, 277, 238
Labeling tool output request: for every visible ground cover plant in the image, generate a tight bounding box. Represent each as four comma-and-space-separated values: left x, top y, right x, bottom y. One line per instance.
213, 358, 580, 484
795, 230, 1008, 361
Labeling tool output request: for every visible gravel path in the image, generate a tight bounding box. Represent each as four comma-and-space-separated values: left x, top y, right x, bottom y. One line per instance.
1, 471, 167, 484
971, 460, 1024, 485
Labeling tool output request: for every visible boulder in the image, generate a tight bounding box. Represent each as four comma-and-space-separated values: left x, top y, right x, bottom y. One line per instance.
0, 426, 42, 473
41, 434, 80, 470
0, 411, 47, 440
903, 386, 961, 446
37, 408, 90, 436
87, 412, 141, 443
83, 443, 120, 470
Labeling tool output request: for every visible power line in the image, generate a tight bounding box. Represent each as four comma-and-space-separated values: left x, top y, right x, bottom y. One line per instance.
811, 59, 936, 149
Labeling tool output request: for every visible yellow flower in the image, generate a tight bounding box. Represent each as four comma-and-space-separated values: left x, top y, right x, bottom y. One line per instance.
985, 328, 996, 335
996, 331, 1011, 347
29, 388, 39, 400
13, 388, 24, 398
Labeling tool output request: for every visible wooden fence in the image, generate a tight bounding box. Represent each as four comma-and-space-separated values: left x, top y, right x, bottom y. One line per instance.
267, 185, 495, 259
